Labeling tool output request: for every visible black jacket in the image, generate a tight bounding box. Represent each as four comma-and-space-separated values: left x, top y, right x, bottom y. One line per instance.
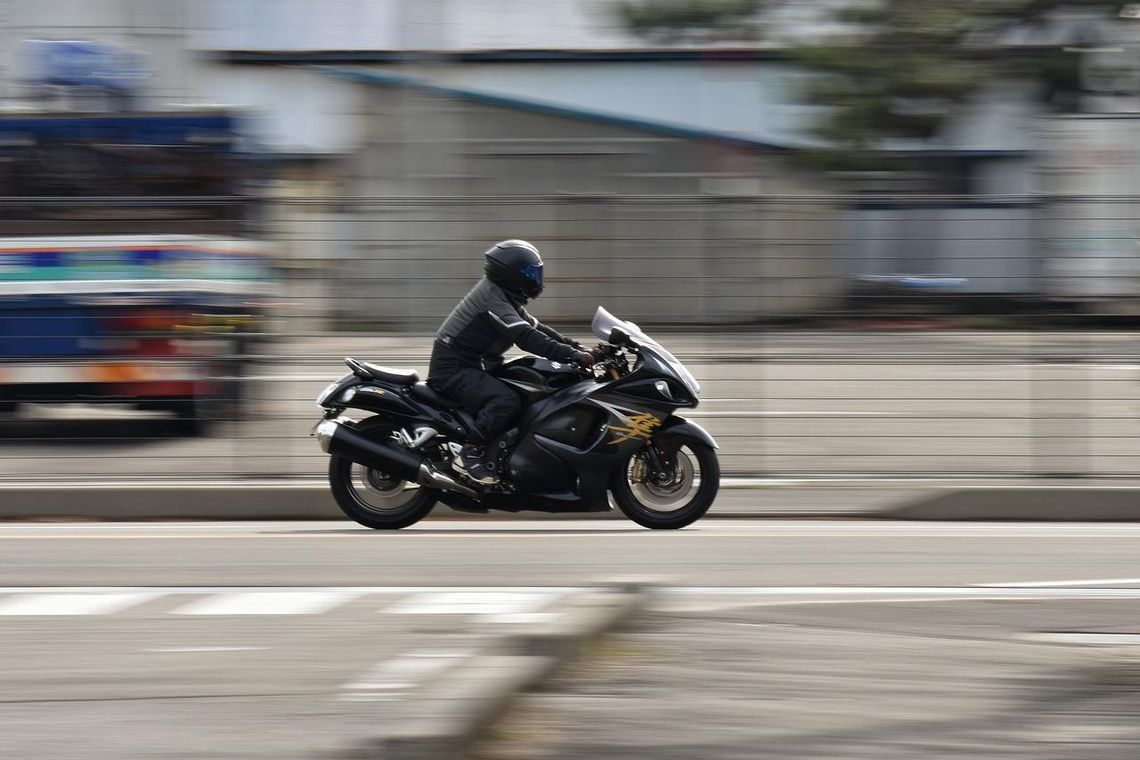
430, 278, 579, 371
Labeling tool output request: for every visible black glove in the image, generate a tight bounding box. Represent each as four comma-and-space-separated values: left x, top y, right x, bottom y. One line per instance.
571, 350, 595, 368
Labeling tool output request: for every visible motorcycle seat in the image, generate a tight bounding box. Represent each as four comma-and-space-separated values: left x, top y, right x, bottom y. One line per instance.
411, 382, 463, 409
345, 358, 419, 385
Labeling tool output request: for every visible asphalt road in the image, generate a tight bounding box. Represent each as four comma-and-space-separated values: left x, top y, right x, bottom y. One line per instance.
4, 331, 1140, 482
8, 519, 1140, 758
6, 518, 1140, 587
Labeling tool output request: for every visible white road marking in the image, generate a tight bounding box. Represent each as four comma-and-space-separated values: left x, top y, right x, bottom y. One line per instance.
170, 590, 364, 615
977, 578, 1140, 588
670, 586, 1140, 597
1022, 633, 1140, 646
144, 646, 267, 653
342, 651, 470, 701
487, 611, 564, 625
688, 411, 904, 418
0, 585, 586, 595
385, 591, 563, 615
0, 592, 160, 616
7, 584, 1140, 620
662, 595, 1008, 612
10, 520, 1140, 540
661, 587, 1140, 612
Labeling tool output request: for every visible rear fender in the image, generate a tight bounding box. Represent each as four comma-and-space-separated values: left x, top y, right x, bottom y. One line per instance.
343, 383, 470, 439
342, 383, 420, 417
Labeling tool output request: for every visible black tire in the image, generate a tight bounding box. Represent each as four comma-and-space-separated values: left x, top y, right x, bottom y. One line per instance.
610, 439, 719, 529
328, 418, 437, 530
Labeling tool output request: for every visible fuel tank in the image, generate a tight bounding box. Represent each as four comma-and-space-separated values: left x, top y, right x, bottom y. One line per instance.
493, 356, 582, 402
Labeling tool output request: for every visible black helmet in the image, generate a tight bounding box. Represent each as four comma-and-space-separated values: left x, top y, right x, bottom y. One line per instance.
484, 239, 544, 299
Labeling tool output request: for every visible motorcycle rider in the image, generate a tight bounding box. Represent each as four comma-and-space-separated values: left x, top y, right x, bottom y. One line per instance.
428, 240, 593, 485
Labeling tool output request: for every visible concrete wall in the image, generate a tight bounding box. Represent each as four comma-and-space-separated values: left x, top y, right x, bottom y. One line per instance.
848, 203, 1042, 294
331, 85, 843, 327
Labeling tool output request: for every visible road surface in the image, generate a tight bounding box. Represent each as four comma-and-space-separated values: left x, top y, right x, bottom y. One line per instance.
6, 519, 1140, 757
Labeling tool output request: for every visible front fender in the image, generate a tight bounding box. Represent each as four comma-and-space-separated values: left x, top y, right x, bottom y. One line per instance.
657, 416, 718, 450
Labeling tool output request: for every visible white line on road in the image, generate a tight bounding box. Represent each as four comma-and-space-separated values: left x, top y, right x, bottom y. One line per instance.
385, 591, 563, 615
671, 586, 1140, 596
0, 592, 160, 616
1021, 633, 1140, 645
687, 411, 904, 417
170, 590, 364, 615
144, 646, 267, 653
977, 578, 1140, 588
2, 586, 1140, 617
14, 521, 1140, 538
342, 651, 470, 701
0, 585, 588, 595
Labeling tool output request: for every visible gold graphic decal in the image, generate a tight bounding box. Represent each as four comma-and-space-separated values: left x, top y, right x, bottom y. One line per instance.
608, 413, 661, 445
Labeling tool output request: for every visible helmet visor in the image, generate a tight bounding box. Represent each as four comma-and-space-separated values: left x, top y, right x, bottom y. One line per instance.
520, 262, 544, 288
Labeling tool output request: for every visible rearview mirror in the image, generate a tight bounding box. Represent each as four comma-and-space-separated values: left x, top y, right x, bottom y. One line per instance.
609, 327, 631, 346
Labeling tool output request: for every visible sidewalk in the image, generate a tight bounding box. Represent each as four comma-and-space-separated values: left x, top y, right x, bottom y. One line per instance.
476, 599, 1140, 758
5, 479, 1140, 521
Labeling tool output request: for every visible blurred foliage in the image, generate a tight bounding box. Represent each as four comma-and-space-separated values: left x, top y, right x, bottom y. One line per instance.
795, 0, 1126, 169
618, 0, 1128, 170
616, 0, 766, 43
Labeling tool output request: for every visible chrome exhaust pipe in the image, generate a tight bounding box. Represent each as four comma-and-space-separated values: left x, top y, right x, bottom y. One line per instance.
316, 419, 479, 499
415, 462, 479, 499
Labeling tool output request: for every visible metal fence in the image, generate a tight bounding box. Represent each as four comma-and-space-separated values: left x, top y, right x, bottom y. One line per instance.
2, 194, 1140, 482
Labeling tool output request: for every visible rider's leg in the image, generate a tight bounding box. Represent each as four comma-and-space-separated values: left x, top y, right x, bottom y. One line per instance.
433, 369, 521, 484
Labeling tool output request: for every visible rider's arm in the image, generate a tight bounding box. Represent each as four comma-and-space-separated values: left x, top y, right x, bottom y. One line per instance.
519, 306, 582, 349
487, 302, 582, 364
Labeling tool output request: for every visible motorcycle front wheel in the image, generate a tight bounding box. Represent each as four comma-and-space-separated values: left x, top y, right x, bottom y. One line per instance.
610, 440, 719, 529
328, 418, 437, 530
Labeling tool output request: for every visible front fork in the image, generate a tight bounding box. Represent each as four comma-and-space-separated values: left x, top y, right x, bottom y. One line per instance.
635, 437, 676, 484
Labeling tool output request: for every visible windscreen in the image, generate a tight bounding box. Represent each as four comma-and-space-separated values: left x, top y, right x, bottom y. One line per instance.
591, 306, 655, 346
590, 306, 700, 396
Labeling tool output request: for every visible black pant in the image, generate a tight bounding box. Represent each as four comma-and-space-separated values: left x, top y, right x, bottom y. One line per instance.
428, 362, 522, 444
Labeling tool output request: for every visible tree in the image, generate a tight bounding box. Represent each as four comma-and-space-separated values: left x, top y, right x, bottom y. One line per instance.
619, 0, 1127, 169
616, 0, 766, 44
795, 0, 1126, 169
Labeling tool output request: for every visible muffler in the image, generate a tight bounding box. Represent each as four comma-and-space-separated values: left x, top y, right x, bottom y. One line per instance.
316, 419, 478, 499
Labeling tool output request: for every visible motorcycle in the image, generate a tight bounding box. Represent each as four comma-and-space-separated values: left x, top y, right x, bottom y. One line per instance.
312, 307, 719, 529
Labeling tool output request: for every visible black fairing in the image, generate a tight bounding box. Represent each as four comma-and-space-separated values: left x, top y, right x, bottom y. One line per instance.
482, 366, 682, 512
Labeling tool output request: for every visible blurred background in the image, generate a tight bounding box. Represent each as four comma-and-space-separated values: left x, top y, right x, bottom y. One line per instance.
11, 4, 1140, 760
4, 0, 1140, 480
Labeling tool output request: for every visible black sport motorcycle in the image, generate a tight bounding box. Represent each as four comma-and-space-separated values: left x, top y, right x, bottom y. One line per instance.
312, 307, 719, 529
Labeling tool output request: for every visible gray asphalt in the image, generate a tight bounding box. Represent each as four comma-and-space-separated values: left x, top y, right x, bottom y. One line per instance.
5, 519, 1140, 587
7, 519, 1140, 758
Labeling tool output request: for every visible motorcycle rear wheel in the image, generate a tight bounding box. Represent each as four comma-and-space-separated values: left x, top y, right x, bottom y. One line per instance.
610, 440, 719, 529
328, 418, 437, 530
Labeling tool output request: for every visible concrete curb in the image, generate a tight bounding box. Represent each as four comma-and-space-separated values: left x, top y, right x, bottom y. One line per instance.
881, 488, 1140, 521
362, 583, 651, 760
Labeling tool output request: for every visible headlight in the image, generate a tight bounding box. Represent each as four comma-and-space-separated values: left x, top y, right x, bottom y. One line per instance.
670, 360, 701, 399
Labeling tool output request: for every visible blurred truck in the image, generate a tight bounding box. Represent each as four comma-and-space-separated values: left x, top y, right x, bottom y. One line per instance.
0, 234, 271, 432
0, 108, 271, 432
